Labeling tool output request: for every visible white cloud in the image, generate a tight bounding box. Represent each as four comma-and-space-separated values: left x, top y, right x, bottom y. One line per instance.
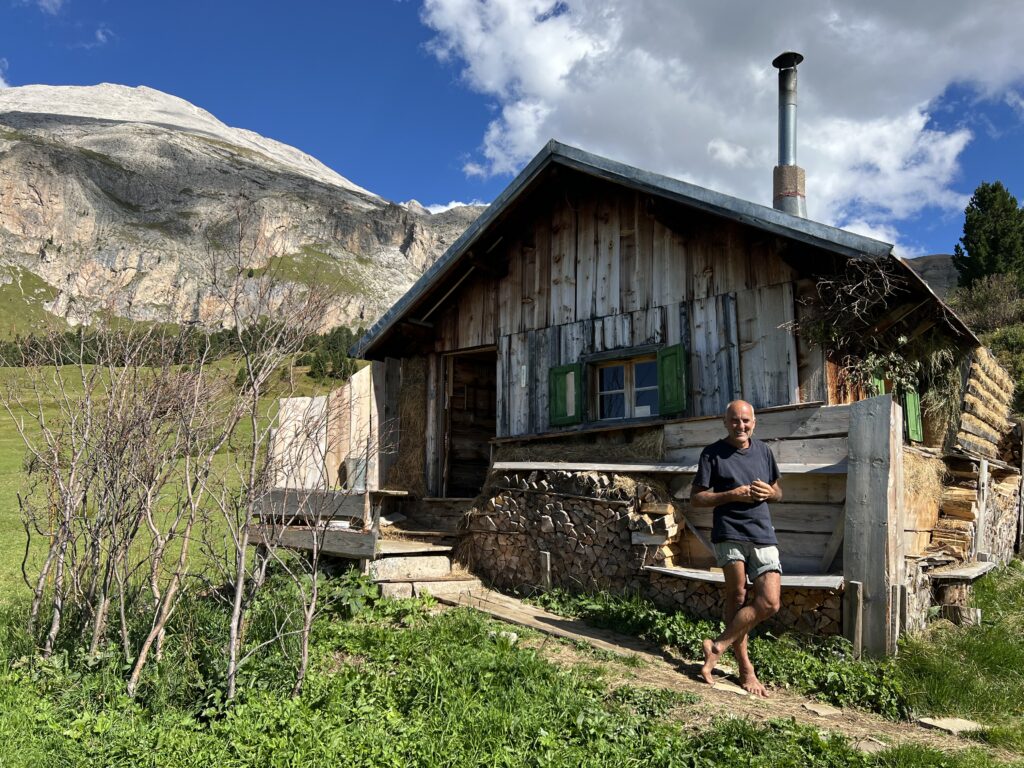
73, 24, 115, 50
0, 59, 8, 88
424, 199, 488, 214
35, 0, 64, 14
420, 0, 1024, 242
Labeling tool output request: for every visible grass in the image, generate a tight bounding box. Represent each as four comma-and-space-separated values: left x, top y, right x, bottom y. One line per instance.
898, 559, 1024, 749
0, 585, 1008, 767
532, 566, 1024, 753
253, 245, 372, 297
0, 267, 63, 341
529, 589, 909, 719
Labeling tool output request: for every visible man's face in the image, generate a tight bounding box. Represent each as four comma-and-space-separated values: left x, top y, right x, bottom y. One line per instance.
724, 404, 755, 447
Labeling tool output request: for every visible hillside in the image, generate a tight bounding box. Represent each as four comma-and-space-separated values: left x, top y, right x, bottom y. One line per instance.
0, 84, 482, 334
904, 253, 958, 300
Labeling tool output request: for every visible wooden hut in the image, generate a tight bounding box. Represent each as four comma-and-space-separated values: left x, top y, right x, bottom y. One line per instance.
315, 140, 1021, 654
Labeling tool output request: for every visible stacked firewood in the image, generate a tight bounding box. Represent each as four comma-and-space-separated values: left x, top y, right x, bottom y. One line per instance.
460, 470, 675, 594
930, 461, 978, 561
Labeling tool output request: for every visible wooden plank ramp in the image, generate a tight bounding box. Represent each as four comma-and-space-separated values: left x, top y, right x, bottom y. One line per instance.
427, 586, 660, 660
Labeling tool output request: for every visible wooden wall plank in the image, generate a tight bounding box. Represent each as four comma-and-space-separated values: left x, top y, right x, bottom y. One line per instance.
575, 198, 598, 321
690, 293, 739, 416
425, 353, 441, 495
793, 279, 825, 404
594, 196, 621, 317
664, 435, 848, 467
620, 193, 645, 313
531, 219, 551, 331
844, 395, 905, 656
550, 199, 577, 325
507, 331, 531, 436
737, 283, 797, 410
674, 472, 846, 504
685, 503, 843, 533
496, 335, 509, 438
664, 403, 851, 449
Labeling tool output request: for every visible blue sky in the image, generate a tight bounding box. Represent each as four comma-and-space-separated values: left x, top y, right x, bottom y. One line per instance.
2, 0, 1024, 258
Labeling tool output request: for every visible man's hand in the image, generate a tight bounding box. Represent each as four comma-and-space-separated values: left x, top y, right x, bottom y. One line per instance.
750, 479, 775, 502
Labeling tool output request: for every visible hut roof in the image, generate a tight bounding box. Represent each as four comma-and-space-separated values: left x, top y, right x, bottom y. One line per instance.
354, 140, 977, 359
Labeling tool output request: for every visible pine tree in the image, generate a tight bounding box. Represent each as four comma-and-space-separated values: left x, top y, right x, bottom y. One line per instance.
952, 181, 1024, 287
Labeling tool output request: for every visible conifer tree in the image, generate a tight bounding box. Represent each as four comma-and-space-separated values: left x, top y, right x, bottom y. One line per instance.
953, 181, 1024, 287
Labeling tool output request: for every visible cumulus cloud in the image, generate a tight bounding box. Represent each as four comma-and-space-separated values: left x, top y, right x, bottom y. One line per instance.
0, 59, 8, 88
420, 0, 1024, 249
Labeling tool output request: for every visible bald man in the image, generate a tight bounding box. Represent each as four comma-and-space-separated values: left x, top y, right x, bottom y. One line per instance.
690, 400, 782, 698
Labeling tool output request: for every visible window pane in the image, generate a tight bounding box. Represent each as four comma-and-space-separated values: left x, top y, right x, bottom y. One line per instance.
635, 360, 657, 389
600, 393, 625, 419
635, 388, 659, 416
599, 365, 624, 392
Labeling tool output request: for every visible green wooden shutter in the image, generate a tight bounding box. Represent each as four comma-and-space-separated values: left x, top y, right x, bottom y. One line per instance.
903, 388, 924, 442
549, 363, 583, 426
657, 344, 687, 416
870, 374, 887, 397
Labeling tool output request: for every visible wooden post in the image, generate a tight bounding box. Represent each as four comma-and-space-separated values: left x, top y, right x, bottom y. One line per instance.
844, 395, 905, 656
539, 551, 552, 590
843, 579, 863, 658
975, 459, 989, 558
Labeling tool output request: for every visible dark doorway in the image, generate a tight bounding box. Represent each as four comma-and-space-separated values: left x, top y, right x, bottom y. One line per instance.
443, 349, 496, 497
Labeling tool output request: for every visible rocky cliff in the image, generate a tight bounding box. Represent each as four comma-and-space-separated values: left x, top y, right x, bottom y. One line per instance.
0, 84, 482, 332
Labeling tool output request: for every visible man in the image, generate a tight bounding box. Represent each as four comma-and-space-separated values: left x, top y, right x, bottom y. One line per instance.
690, 400, 782, 698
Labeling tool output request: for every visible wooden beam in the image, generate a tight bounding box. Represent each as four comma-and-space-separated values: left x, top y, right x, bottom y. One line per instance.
843, 579, 864, 658
819, 509, 846, 572
844, 395, 905, 657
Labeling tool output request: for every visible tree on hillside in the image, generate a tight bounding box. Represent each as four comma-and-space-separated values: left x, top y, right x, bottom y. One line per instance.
952, 181, 1024, 287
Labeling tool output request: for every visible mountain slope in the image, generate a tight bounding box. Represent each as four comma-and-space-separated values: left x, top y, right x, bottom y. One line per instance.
0, 84, 481, 333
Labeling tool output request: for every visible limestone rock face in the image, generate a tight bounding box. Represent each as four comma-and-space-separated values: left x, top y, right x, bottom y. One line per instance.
0, 84, 483, 330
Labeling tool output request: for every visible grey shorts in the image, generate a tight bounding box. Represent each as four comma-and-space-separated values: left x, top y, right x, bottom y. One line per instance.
713, 540, 783, 579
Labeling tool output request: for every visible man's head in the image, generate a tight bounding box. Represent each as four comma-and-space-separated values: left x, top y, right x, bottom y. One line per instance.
723, 400, 756, 448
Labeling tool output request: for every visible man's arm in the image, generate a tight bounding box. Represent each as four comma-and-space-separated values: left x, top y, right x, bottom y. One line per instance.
691, 484, 754, 507
691, 479, 782, 507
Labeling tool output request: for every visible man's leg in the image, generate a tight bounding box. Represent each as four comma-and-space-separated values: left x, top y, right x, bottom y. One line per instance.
700, 560, 745, 685
701, 570, 781, 696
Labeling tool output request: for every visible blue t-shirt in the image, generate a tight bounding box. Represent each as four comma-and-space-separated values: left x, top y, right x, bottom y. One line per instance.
692, 438, 780, 545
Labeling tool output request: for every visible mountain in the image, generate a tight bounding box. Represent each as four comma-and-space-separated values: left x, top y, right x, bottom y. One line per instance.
904, 254, 958, 300
0, 84, 482, 334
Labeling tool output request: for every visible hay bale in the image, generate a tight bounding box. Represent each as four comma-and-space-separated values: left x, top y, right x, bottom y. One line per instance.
903, 448, 945, 501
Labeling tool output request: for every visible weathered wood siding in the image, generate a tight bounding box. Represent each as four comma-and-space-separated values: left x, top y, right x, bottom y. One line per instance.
425, 177, 814, 437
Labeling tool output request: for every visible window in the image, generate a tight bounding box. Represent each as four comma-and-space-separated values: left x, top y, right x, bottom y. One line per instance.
548, 343, 687, 427
596, 358, 659, 420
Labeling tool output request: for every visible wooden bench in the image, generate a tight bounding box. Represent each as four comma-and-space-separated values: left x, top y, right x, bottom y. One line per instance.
645, 565, 844, 590
253, 488, 407, 560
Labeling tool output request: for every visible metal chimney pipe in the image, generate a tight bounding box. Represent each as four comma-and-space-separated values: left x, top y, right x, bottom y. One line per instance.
772, 51, 807, 217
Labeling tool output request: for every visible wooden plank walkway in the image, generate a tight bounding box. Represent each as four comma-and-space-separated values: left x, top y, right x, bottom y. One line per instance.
427, 586, 660, 660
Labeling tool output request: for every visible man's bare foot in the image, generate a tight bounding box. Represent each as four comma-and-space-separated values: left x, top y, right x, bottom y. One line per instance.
701, 638, 723, 685
738, 670, 769, 698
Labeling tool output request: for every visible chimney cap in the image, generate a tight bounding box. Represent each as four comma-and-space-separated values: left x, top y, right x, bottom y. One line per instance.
772, 51, 804, 69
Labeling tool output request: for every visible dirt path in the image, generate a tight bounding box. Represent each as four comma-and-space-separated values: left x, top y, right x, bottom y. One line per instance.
431, 585, 1019, 761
